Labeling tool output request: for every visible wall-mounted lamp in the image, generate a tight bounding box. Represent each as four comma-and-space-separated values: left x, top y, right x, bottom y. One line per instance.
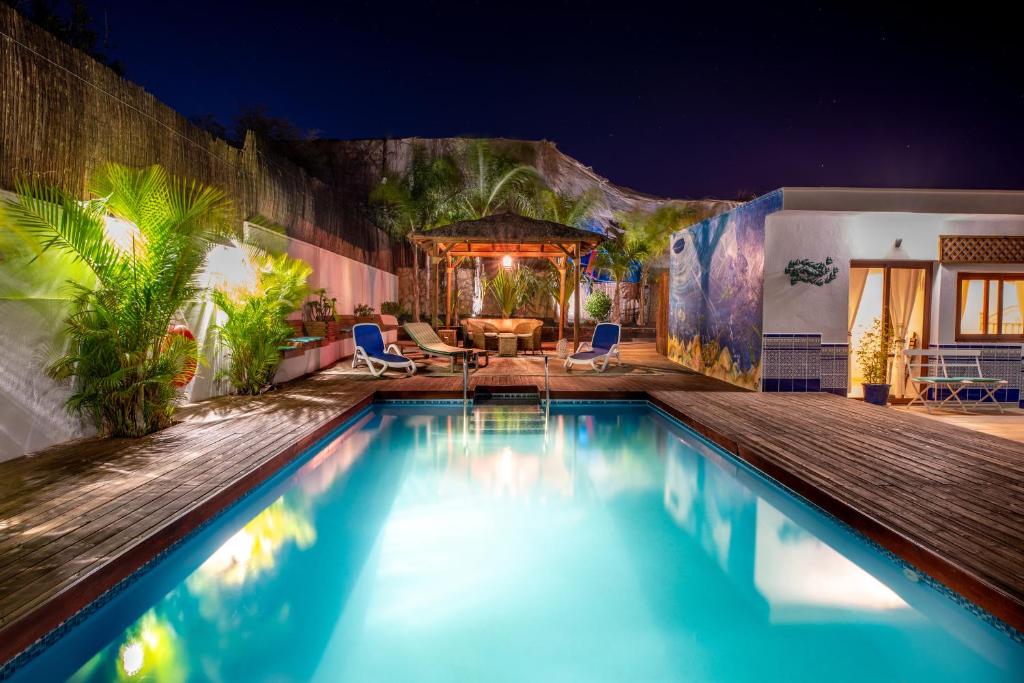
894, 238, 903, 248
501, 254, 513, 269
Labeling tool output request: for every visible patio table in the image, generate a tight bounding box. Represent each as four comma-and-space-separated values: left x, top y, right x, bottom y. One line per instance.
498, 333, 518, 357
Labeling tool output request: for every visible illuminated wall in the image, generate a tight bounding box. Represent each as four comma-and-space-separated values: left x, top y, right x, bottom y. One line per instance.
666, 191, 782, 390
0, 217, 396, 461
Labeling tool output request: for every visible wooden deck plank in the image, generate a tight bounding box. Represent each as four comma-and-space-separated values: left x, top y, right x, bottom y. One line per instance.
1, 343, 1022, 669
647, 391, 1024, 630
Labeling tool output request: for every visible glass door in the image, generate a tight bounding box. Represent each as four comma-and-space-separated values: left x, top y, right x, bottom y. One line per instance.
848, 262, 932, 400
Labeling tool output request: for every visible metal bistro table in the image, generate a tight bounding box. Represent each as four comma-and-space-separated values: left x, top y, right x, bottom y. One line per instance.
497, 333, 518, 357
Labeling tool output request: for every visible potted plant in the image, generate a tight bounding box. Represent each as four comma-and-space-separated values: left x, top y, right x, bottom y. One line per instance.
354, 303, 376, 323
856, 316, 894, 406
303, 288, 336, 338
584, 289, 612, 322
485, 268, 529, 318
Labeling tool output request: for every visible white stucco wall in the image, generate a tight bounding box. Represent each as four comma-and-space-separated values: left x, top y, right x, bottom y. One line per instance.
0, 220, 397, 462
763, 210, 1024, 344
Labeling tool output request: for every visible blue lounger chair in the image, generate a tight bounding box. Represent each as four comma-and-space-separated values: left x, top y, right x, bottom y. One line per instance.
565, 322, 621, 372
352, 323, 416, 377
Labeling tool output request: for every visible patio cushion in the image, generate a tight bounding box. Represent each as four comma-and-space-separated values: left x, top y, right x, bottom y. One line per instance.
592, 323, 620, 350
570, 349, 611, 361
353, 323, 385, 355
370, 352, 411, 365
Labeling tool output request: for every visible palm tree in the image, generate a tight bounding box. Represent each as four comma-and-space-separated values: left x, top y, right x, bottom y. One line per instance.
451, 140, 539, 220
369, 145, 460, 320
2, 164, 233, 436
212, 250, 311, 395
529, 188, 600, 228
594, 233, 649, 324
620, 204, 696, 326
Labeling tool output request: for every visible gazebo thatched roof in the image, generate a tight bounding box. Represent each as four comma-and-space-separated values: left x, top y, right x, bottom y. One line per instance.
410, 212, 604, 259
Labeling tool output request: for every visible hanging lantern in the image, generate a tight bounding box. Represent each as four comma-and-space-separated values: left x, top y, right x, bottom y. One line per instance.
501, 254, 513, 269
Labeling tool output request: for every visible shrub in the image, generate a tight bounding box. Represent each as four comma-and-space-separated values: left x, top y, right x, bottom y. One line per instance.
584, 290, 612, 322
855, 317, 894, 385
303, 288, 336, 322
380, 301, 403, 316
485, 267, 530, 318
2, 164, 231, 437
213, 252, 311, 395
354, 303, 375, 317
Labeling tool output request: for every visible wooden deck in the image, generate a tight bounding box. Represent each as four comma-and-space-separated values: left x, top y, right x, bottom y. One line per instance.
649, 391, 1024, 633
1, 344, 1023, 667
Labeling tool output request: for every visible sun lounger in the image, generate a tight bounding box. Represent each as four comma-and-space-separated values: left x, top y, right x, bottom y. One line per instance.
565, 322, 621, 372
404, 322, 488, 372
352, 323, 416, 377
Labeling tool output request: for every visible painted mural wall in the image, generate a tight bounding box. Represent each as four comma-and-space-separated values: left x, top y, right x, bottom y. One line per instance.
667, 191, 782, 389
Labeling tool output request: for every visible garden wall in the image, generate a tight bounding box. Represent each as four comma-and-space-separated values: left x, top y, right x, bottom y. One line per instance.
666, 191, 783, 389
0, 4, 395, 272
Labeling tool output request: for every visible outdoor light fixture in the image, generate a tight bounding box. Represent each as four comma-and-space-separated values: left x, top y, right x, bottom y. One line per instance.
502, 254, 513, 268
894, 238, 903, 248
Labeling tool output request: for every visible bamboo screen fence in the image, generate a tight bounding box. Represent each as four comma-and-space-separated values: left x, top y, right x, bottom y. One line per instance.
0, 4, 396, 272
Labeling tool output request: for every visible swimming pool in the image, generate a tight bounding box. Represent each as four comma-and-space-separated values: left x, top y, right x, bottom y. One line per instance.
8, 403, 1023, 681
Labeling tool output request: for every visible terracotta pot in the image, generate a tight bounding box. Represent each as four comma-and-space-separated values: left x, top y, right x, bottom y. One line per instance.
862, 383, 890, 406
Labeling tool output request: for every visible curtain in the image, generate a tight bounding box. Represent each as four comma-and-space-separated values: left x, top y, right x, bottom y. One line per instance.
888, 268, 922, 397
848, 268, 868, 337
1014, 280, 1024, 336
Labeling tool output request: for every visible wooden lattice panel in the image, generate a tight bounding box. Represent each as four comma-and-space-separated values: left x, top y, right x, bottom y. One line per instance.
939, 235, 1024, 263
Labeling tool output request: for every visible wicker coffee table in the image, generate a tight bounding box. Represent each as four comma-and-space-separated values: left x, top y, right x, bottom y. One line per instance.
497, 333, 518, 357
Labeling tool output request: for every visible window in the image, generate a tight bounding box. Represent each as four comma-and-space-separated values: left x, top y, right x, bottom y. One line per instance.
956, 273, 1024, 341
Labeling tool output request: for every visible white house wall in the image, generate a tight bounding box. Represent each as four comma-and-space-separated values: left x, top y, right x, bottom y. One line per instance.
760, 210, 1024, 399
763, 210, 1024, 344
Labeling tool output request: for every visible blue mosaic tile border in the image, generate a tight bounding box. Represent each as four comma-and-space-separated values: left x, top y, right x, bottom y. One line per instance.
762, 333, 824, 393
0, 405, 375, 680
921, 343, 1023, 405
376, 398, 473, 406
646, 401, 1024, 645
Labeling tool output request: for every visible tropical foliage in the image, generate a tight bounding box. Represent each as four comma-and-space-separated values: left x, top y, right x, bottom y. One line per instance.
485, 267, 532, 318
619, 204, 695, 325
212, 251, 310, 395
594, 233, 648, 323
855, 316, 894, 385
584, 289, 612, 322
369, 144, 460, 319
528, 188, 599, 228
451, 140, 539, 220
1, 164, 232, 436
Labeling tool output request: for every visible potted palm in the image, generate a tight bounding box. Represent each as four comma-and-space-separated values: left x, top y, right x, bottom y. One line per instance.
856, 317, 893, 406
486, 267, 529, 318
354, 303, 376, 324
303, 289, 336, 338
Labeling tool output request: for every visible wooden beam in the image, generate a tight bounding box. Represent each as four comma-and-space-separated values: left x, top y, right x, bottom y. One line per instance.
445, 254, 456, 326
558, 262, 567, 341
574, 242, 581, 348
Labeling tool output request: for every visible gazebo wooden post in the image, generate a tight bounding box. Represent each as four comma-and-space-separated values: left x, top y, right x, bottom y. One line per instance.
432, 256, 440, 326
426, 252, 434, 324
557, 258, 567, 341
445, 254, 455, 326
573, 242, 582, 348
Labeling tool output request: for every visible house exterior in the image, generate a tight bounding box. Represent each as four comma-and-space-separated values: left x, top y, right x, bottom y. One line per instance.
667, 188, 1024, 404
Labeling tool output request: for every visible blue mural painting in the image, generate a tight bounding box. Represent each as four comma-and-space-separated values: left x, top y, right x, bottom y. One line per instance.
667, 190, 783, 389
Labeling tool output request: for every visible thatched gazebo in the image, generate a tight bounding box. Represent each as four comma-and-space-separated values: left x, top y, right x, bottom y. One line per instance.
411, 212, 604, 345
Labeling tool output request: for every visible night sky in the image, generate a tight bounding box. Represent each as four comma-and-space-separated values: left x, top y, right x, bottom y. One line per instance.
82, 0, 1023, 199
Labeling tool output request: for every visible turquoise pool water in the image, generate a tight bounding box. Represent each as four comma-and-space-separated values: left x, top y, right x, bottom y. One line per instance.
9, 404, 1023, 682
